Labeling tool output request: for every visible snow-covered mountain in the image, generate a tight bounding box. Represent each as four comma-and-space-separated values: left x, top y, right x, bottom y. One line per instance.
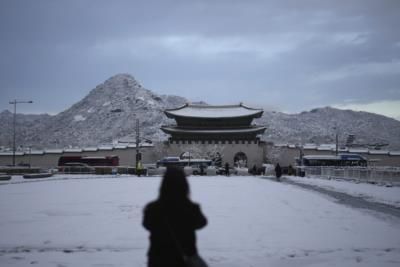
0, 73, 399, 150
0, 74, 187, 149
258, 108, 400, 149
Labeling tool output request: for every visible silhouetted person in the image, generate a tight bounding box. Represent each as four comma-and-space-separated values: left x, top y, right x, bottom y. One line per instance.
275, 163, 282, 182
225, 162, 230, 176
288, 164, 294, 176
143, 166, 208, 267
137, 160, 143, 177
252, 164, 257, 175
200, 164, 205, 175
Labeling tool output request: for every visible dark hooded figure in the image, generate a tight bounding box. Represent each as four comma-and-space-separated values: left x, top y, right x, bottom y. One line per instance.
225, 162, 230, 176
143, 166, 208, 267
275, 163, 282, 181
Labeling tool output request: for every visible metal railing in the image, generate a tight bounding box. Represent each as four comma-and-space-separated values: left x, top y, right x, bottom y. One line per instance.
301, 166, 400, 185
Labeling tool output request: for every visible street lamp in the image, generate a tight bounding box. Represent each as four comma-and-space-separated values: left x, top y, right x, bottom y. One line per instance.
9, 100, 33, 166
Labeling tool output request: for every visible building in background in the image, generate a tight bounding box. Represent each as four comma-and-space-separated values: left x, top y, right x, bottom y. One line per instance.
161, 103, 267, 167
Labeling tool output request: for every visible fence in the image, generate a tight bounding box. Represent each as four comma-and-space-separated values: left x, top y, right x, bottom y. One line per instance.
302, 166, 400, 185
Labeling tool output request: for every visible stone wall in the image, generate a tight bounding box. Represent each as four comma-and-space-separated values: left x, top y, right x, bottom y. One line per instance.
0, 146, 157, 168
266, 144, 400, 167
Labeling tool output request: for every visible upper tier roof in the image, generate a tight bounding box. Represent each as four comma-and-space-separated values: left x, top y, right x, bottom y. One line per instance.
165, 103, 264, 119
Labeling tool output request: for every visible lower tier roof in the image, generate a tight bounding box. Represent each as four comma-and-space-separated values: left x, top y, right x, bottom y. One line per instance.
161, 126, 266, 136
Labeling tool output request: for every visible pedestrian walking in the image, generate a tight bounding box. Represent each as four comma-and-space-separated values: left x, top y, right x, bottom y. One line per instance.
225, 162, 230, 176
275, 163, 282, 182
137, 160, 143, 177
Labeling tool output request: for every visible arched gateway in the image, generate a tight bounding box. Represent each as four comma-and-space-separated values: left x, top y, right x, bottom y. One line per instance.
234, 152, 248, 167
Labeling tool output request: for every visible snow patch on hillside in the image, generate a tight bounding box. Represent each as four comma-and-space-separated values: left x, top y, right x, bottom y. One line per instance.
73, 115, 86, 122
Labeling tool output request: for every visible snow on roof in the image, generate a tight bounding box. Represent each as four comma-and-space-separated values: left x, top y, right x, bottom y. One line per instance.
125, 143, 153, 148
304, 155, 339, 160
389, 151, 400, 156
165, 103, 263, 119
64, 148, 83, 153
368, 150, 389, 155
83, 147, 99, 152
27, 150, 44, 155
0, 152, 24, 156
44, 149, 64, 154
303, 144, 317, 150
318, 144, 336, 148
349, 148, 369, 154
98, 146, 113, 151
114, 145, 127, 149
162, 126, 266, 134
274, 143, 288, 147
141, 143, 154, 147
316, 145, 335, 151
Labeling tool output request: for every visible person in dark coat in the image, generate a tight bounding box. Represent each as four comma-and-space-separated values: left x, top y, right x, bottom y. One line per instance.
143, 166, 208, 267
275, 163, 282, 181
252, 164, 257, 175
224, 162, 230, 176
200, 164, 205, 175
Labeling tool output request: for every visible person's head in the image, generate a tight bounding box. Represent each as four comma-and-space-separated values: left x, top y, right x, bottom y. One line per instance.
159, 166, 190, 202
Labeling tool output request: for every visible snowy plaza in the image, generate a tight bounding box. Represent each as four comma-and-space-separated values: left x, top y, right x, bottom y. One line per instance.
1, 174, 400, 267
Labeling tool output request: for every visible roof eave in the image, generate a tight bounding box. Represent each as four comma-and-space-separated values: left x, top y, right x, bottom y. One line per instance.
164, 110, 264, 120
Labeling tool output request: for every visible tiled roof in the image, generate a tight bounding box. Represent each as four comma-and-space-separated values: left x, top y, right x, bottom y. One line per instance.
165, 103, 263, 119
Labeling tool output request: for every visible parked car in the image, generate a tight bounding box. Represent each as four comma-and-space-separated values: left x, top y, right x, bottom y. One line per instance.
58, 162, 95, 174
144, 164, 165, 176
190, 164, 208, 175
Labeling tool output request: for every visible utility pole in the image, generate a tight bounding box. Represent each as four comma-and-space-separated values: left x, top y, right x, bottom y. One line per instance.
333, 123, 339, 156
28, 146, 31, 168
135, 119, 141, 171
335, 132, 339, 156
9, 100, 33, 166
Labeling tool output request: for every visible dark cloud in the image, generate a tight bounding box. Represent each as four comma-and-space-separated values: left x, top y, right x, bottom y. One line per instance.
0, 0, 399, 118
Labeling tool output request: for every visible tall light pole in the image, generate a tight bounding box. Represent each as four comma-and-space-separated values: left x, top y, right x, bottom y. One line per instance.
135, 119, 140, 170
333, 124, 339, 156
9, 100, 33, 166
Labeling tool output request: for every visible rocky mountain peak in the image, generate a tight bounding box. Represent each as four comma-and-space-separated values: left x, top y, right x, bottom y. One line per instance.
103, 73, 141, 89
88, 73, 143, 99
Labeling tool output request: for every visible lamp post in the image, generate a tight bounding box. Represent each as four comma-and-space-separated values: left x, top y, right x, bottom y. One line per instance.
135, 119, 141, 173
332, 123, 339, 156
9, 100, 33, 166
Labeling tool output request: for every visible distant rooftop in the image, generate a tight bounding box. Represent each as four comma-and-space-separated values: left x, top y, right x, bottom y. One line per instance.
165, 103, 263, 119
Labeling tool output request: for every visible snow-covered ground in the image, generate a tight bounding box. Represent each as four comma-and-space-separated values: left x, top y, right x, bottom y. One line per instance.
1, 174, 400, 267
286, 175, 400, 208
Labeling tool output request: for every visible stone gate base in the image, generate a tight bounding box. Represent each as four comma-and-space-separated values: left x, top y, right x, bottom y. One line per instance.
161, 141, 266, 168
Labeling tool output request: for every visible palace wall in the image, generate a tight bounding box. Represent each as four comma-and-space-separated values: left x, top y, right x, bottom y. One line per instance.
2, 143, 400, 168
266, 144, 400, 167
0, 146, 157, 169
0, 141, 267, 169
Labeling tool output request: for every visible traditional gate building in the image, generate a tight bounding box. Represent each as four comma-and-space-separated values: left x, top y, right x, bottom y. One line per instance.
161, 103, 267, 167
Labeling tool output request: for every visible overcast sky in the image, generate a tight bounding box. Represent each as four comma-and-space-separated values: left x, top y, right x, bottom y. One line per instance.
1, 0, 399, 119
